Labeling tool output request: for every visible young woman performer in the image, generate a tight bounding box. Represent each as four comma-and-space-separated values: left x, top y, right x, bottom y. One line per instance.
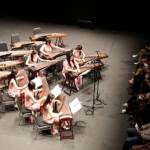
8, 69, 27, 108
62, 51, 82, 90
24, 81, 46, 111
42, 93, 68, 135
40, 38, 65, 59
72, 45, 85, 61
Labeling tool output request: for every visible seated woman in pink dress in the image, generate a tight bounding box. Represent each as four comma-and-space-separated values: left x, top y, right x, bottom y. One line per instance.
25, 81, 46, 111
8, 69, 27, 98
72, 45, 85, 61
62, 52, 82, 91
40, 38, 65, 59
26, 50, 50, 77
8, 69, 27, 108
42, 93, 68, 135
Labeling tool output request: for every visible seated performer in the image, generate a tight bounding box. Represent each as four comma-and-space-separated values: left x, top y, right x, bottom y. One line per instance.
40, 38, 65, 59
24, 81, 46, 111
62, 51, 82, 91
8, 69, 27, 108
42, 93, 68, 135
26, 50, 50, 77
71, 45, 85, 61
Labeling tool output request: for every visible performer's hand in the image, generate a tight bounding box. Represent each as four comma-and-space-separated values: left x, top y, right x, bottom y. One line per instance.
77, 69, 80, 73
21, 76, 24, 79
23, 85, 27, 88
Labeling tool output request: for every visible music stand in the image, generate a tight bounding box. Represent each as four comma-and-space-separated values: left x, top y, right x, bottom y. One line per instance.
69, 97, 86, 129
83, 51, 106, 117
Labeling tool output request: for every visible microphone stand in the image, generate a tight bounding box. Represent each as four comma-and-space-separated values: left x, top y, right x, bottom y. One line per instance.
94, 51, 106, 106
83, 51, 104, 117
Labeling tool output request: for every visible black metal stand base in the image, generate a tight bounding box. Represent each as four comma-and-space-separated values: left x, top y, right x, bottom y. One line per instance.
83, 103, 104, 116
73, 120, 87, 130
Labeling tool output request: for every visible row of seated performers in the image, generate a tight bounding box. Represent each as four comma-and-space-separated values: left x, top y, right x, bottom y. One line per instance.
121, 46, 150, 150
5, 42, 86, 135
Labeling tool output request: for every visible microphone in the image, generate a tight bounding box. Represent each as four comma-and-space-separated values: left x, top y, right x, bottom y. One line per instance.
95, 50, 99, 53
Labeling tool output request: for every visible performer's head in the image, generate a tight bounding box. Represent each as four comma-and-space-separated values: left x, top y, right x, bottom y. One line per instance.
45, 38, 52, 45
75, 45, 82, 50
28, 81, 36, 91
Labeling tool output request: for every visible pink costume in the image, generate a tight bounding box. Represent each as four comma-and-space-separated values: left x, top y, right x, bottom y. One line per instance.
43, 103, 59, 124
62, 59, 82, 88
40, 43, 57, 57
24, 90, 40, 110
43, 103, 67, 127
28, 54, 38, 65
73, 50, 81, 58
28, 54, 43, 77
8, 78, 20, 98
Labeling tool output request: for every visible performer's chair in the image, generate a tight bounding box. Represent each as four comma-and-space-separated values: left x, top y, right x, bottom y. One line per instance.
59, 114, 74, 140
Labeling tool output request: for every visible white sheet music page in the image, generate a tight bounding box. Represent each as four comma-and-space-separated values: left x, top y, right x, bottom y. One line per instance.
51, 84, 61, 98
31, 77, 42, 88
69, 97, 82, 114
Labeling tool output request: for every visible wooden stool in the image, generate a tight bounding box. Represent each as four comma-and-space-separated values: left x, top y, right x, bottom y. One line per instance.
59, 115, 74, 140
62, 74, 77, 96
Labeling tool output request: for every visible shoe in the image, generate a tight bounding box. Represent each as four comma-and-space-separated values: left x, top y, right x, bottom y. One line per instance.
134, 62, 139, 65
62, 126, 70, 130
120, 109, 127, 114
127, 117, 133, 121
132, 54, 138, 58
122, 103, 128, 107
129, 122, 135, 127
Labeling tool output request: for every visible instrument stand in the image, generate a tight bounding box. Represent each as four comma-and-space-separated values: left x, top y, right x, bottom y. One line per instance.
83, 51, 106, 116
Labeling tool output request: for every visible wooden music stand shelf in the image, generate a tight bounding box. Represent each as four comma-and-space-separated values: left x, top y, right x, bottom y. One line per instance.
59, 115, 74, 140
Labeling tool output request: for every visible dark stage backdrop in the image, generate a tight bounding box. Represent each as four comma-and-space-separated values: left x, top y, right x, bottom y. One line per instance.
1, 1, 149, 33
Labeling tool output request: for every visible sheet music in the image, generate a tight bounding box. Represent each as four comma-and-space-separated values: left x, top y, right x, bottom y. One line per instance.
51, 84, 61, 98
31, 77, 42, 88
69, 97, 82, 114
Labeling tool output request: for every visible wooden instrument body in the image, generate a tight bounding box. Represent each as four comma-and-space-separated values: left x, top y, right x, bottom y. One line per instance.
30, 60, 57, 72
30, 33, 67, 41
77, 53, 108, 65
66, 62, 103, 79
9, 50, 32, 57
0, 59, 24, 69
11, 41, 34, 50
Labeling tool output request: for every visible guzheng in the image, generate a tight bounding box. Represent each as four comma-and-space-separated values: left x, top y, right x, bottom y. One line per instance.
9, 50, 32, 58
17, 70, 29, 87
38, 77, 50, 99
0, 71, 11, 78
30, 60, 58, 72
77, 53, 108, 66
30, 33, 67, 41
0, 51, 12, 58
56, 91, 72, 115
48, 50, 67, 60
0, 59, 24, 69
66, 62, 103, 79
0, 71, 11, 89
11, 41, 34, 50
